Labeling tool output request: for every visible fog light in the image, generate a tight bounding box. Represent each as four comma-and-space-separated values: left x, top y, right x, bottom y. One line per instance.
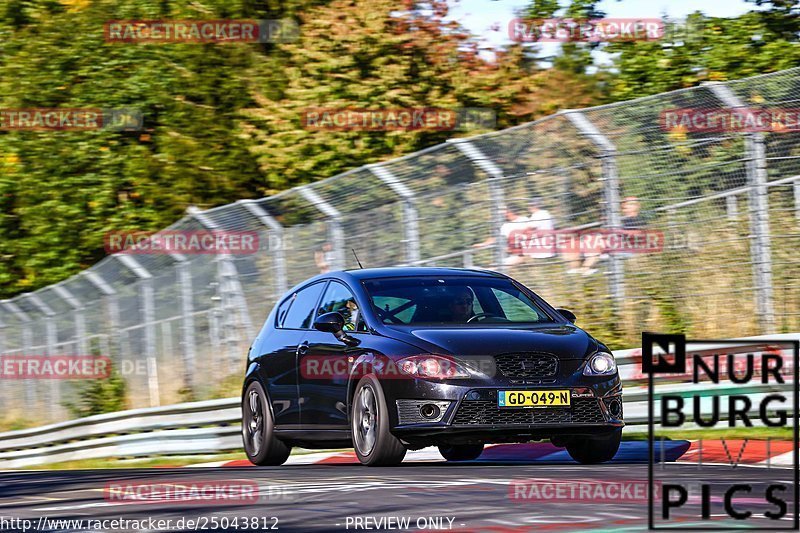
420, 404, 441, 419
607, 397, 623, 418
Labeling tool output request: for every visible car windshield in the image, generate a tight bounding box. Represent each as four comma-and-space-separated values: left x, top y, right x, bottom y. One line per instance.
362, 276, 555, 326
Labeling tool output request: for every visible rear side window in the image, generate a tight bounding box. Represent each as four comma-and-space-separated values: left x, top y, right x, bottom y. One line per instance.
282, 283, 326, 329
274, 297, 293, 328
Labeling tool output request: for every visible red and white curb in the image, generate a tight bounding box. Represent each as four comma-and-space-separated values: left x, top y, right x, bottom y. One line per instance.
676, 439, 794, 468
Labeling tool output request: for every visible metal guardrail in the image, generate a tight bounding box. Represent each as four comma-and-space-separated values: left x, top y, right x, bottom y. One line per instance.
0, 334, 795, 469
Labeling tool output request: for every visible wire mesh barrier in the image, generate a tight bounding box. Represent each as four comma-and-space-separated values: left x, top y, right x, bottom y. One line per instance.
3, 68, 800, 423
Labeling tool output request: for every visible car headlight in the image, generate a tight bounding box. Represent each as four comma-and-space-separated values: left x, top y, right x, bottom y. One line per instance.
397, 355, 471, 379
583, 351, 617, 376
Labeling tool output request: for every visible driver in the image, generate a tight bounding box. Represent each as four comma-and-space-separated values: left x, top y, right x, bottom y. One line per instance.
446, 288, 475, 322
336, 299, 359, 331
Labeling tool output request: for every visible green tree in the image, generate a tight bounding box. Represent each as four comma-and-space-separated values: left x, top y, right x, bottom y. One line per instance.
607, 2, 800, 99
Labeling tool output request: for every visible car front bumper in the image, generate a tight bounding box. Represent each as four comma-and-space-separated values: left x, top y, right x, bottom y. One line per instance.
382, 370, 623, 447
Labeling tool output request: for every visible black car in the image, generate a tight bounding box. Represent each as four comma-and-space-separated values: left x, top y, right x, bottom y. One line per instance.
242, 267, 623, 466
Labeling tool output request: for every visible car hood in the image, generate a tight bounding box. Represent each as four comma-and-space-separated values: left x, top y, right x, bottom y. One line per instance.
380, 324, 597, 360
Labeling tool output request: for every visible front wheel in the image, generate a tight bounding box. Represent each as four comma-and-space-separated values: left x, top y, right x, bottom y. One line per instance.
242, 381, 291, 466
351, 375, 407, 466
566, 429, 621, 464
438, 444, 484, 461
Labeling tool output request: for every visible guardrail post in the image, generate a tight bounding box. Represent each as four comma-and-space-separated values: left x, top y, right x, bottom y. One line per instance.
52, 284, 87, 355
706, 82, 775, 332
26, 293, 62, 419
115, 255, 160, 407
448, 138, 507, 271
188, 207, 255, 373
366, 164, 421, 264
298, 186, 347, 270
564, 110, 625, 310
238, 199, 289, 295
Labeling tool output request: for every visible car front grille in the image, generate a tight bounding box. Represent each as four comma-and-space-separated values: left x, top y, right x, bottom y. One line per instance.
495, 352, 558, 379
452, 398, 605, 426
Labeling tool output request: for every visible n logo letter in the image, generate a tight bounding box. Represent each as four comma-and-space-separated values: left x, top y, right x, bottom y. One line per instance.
642, 332, 686, 374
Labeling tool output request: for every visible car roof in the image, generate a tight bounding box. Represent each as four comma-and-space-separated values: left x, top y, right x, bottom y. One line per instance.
282, 267, 509, 296
339, 266, 507, 281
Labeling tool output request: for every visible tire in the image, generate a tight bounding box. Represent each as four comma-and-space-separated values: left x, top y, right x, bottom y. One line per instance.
351, 375, 407, 466
242, 381, 291, 466
438, 444, 484, 461
566, 429, 621, 464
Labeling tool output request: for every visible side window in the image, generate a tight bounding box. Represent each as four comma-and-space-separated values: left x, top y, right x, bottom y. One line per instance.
317, 281, 367, 332
491, 287, 548, 322
282, 283, 326, 329
274, 296, 294, 328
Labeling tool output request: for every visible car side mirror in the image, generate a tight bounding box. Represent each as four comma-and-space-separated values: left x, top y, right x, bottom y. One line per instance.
313, 312, 360, 346
556, 308, 576, 323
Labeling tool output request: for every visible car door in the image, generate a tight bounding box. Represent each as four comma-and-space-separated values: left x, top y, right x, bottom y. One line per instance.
298, 280, 369, 429
263, 281, 326, 428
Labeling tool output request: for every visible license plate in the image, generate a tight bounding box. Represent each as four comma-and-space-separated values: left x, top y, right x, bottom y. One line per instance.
498, 390, 571, 408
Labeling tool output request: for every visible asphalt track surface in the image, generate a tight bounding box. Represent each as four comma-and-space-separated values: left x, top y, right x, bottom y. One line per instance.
0, 449, 796, 533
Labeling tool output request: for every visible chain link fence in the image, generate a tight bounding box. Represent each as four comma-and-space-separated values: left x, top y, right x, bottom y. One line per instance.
3, 67, 800, 423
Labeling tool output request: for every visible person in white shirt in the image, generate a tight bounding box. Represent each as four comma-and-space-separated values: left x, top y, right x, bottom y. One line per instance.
523, 198, 555, 259
473, 205, 529, 265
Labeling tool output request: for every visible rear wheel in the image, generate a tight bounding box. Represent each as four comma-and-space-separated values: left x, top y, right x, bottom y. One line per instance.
566, 429, 621, 464
242, 381, 291, 466
438, 444, 484, 461
351, 375, 407, 466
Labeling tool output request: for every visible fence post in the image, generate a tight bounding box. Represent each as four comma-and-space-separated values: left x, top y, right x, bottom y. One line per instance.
706, 82, 776, 332
0, 300, 37, 408
26, 293, 61, 420
366, 163, 421, 264
115, 255, 160, 407
82, 270, 120, 362
52, 284, 87, 355
794, 178, 800, 224
171, 255, 196, 395
239, 199, 289, 295
2, 300, 35, 406
448, 138, 507, 271
298, 186, 347, 270
563, 110, 625, 311
726, 195, 739, 221
187, 207, 255, 373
